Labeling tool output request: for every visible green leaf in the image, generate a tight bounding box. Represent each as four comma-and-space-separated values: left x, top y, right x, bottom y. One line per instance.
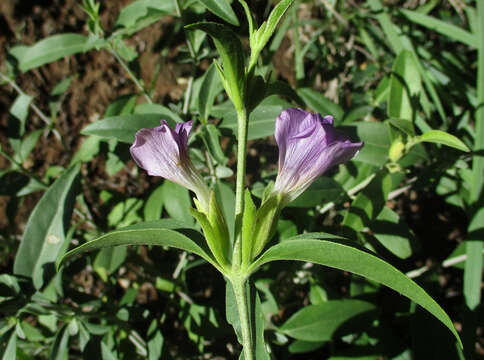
9, 34, 96, 73
186, 22, 245, 111
371, 206, 414, 259
0, 330, 16, 360
69, 135, 102, 166
214, 181, 236, 242
17, 129, 42, 163
388, 50, 421, 122
81, 114, 171, 143
161, 181, 193, 224
144, 185, 164, 221
135, 103, 184, 123
279, 300, 377, 341
288, 177, 346, 208
400, 9, 478, 48
198, 0, 239, 26
252, 0, 295, 57
250, 236, 461, 347
50, 76, 75, 97
341, 122, 391, 166
372, 75, 390, 106
9, 94, 33, 135
93, 247, 128, 282
202, 124, 227, 165
296, 88, 344, 121
343, 170, 392, 233
115, 0, 175, 30
367, 0, 447, 124
288, 340, 324, 354
417, 130, 470, 152
13, 165, 80, 289
50, 325, 69, 360
104, 94, 137, 117
199, 63, 224, 122
219, 95, 291, 140
59, 220, 217, 269
388, 118, 415, 136
241, 189, 257, 265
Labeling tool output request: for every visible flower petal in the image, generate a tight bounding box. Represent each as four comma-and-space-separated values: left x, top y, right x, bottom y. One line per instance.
273, 108, 363, 201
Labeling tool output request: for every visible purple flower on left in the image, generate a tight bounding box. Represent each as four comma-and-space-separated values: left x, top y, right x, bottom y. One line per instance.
130, 120, 211, 210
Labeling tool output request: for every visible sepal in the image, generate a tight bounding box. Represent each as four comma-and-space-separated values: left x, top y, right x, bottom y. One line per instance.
241, 189, 257, 267
250, 193, 284, 261
207, 191, 231, 260
190, 191, 231, 268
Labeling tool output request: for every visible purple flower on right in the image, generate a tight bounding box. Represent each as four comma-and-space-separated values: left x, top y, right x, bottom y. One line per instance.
273, 108, 363, 202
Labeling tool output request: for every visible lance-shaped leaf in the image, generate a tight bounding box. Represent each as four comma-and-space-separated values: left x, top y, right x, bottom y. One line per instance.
186, 22, 246, 112
199, 0, 239, 26
247, 0, 295, 70
58, 220, 220, 271
416, 130, 470, 152
14, 164, 81, 289
82, 114, 176, 143
249, 235, 461, 347
9, 34, 98, 73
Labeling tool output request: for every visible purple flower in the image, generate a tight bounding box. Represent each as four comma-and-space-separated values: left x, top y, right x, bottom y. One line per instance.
274, 108, 363, 202
130, 120, 211, 210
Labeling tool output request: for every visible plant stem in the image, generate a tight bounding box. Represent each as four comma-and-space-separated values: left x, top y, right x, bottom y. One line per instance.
235, 108, 249, 216
110, 49, 153, 104
231, 275, 254, 360
233, 108, 249, 268
0, 72, 51, 125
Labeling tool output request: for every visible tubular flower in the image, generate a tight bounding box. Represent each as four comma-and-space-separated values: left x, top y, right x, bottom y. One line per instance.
274, 108, 363, 202
130, 120, 211, 211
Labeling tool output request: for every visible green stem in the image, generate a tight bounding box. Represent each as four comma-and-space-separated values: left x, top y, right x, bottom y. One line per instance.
235, 108, 249, 215
231, 275, 254, 360
233, 108, 249, 268
110, 49, 153, 104
0, 149, 48, 188
0, 72, 51, 125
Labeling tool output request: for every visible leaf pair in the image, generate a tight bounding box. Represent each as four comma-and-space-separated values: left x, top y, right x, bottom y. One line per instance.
58, 222, 461, 347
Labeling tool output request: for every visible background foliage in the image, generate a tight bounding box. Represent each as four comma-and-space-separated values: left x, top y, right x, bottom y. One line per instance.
0, 0, 482, 358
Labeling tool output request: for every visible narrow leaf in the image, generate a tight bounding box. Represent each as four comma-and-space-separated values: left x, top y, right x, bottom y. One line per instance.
388, 50, 421, 122
199, 63, 224, 122
59, 220, 217, 269
81, 114, 171, 143
279, 300, 377, 341
417, 130, 470, 152
14, 165, 80, 289
198, 0, 239, 26
255, 0, 295, 51
400, 9, 477, 48
250, 237, 461, 346
296, 88, 344, 121
9, 34, 96, 73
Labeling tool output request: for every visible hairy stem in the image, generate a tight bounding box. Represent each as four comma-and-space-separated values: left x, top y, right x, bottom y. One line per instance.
235, 108, 249, 215
233, 108, 249, 268
231, 275, 254, 360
